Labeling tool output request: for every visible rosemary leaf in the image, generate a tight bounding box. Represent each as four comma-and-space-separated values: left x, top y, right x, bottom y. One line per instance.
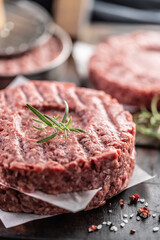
27, 104, 52, 127
37, 131, 59, 143
69, 128, 86, 133
32, 118, 46, 125
27, 100, 86, 143
33, 125, 47, 130
151, 95, 159, 116
62, 100, 69, 123
133, 95, 160, 144
65, 117, 72, 127
54, 116, 60, 120
44, 114, 61, 128
64, 130, 67, 140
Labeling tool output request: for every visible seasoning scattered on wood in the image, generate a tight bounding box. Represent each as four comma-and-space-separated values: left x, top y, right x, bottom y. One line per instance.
137, 207, 151, 219
123, 219, 128, 224
110, 225, 118, 232
120, 199, 125, 206
130, 213, 134, 219
139, 198, 145, 203
97, 224, 102, 230
106, 221, 112, 226
129, 193, 139, 203
153, 227, 159, 232
120, 222, 125, 228
109, 223, 115, 229
88, 193, 158, 235
130, 229, 136, 234
88, 225, 98, 232
145, 202, 148, 207
136, 216, 141, 221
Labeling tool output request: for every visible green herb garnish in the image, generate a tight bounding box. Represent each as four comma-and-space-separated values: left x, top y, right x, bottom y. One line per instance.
26, 100, 86, 143
133, 95, 160, 141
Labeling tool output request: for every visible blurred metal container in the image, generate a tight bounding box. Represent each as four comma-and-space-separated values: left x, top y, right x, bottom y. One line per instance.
25, 24, 72, 81
0, 24, 72, 89
0, 0, 72, 89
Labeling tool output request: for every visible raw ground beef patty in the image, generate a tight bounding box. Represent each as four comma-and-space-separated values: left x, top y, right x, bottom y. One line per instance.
0, 81, 135, 215
89, 31, 160, 109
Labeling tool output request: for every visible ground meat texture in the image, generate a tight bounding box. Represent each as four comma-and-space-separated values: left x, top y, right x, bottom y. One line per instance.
89, 31, 160, 109
0, 81, 135, 214
0, 149, 135, 215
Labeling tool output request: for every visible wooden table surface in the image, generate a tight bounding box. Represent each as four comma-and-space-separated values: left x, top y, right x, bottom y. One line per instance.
0, 58, 159, 240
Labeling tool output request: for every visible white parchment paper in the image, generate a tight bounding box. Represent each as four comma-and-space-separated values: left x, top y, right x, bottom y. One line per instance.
0, 164, 153, 229
72, 42, 94, 78
0, 210, 51, 228
127, 165, 153, 189
0, 76, 154, 228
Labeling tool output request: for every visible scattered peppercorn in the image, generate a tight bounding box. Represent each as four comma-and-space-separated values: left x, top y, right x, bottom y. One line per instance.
88, 225, 98, 232
129, 193, 139, 203
130, 229, 136, 234
120, 199, 125, 207
137, 207, 151, 219
88, 194, 157, 235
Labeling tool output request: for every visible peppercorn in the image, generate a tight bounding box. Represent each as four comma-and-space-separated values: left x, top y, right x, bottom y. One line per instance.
120, 199, 125, 206
88, 225, 98, 232
137, 207, 150, 219
129, 193, 139, 203
130, 229, 136, 234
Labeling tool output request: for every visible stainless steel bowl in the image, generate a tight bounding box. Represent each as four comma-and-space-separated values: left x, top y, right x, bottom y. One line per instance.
0, 23, 72, 88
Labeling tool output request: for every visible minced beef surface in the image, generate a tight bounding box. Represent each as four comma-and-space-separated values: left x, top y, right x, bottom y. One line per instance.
0, 81, 136, 196
89, 31, 160, 109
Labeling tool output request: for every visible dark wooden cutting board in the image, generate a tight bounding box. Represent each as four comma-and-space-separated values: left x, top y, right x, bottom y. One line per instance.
0, 147, 159, 240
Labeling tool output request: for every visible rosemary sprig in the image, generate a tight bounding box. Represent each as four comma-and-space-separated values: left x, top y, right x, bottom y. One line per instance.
26, 100, 86, 143
133, 95, 160, 142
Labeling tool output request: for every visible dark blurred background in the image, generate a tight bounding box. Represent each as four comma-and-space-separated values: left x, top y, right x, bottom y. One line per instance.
33, 0, 160, 24
30, 0, 52, 14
